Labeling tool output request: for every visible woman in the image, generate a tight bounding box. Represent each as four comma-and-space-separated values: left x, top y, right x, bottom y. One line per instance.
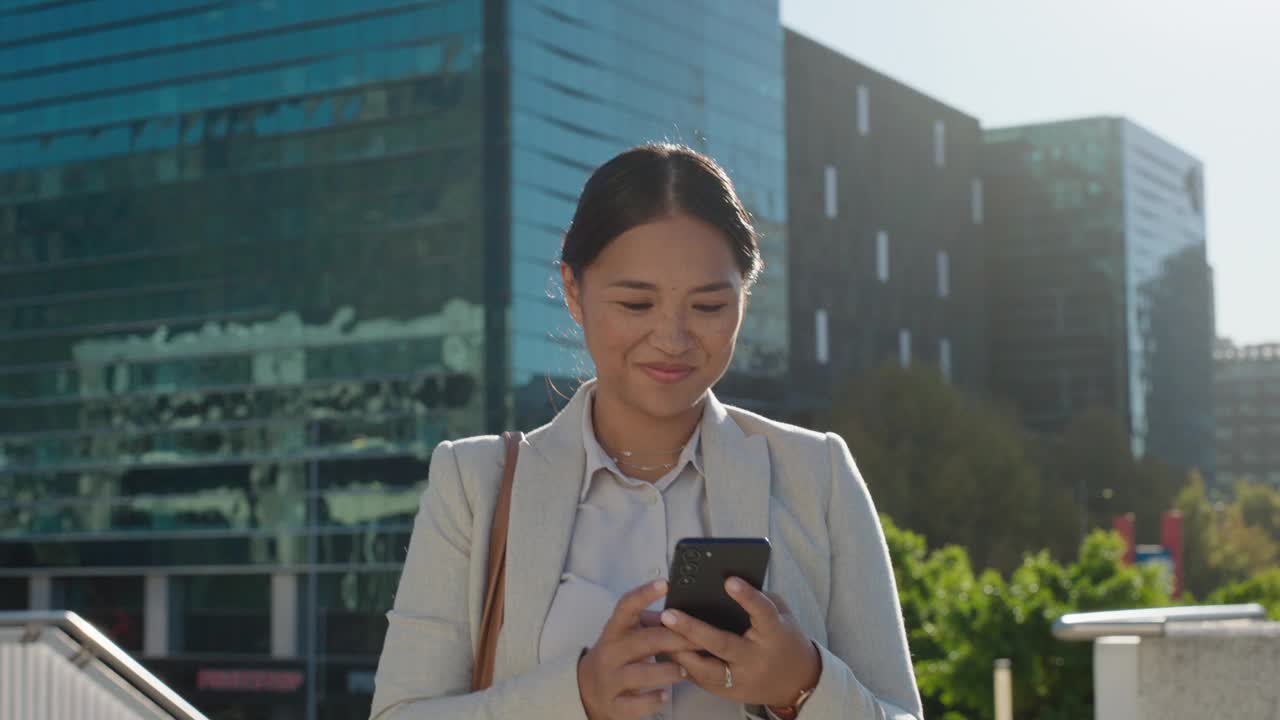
370, 144, 922, 720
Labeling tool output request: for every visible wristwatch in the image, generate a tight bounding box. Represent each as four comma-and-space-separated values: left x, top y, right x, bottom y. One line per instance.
766, 685, 816, 720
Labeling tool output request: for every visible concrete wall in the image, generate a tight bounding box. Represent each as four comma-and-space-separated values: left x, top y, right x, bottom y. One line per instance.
1095, 620, 1280, 719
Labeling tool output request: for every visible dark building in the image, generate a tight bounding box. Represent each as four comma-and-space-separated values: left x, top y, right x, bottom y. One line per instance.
984, 118, 1215, 473
785, 30, 987, 415
1214, 342, 1280, 489
0, 2, 787, 719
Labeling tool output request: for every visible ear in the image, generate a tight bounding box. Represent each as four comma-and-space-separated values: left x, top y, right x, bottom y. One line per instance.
560, 263, 583, 326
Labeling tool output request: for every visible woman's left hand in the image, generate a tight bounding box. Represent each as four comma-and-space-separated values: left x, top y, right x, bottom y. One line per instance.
660, 578, 821, 707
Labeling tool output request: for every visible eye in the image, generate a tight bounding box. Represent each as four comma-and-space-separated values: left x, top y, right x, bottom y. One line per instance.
619, 302, 652, 311
693, 303, 728, 313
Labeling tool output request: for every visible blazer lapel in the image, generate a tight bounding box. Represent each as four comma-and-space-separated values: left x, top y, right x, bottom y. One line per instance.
496, 383, 589, 677
701, 391, 773, 585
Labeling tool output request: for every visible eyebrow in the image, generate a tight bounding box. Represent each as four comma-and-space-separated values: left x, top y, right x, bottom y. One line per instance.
607, 280, 735, 293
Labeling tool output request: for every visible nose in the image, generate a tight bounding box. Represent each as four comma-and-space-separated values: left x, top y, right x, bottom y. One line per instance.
649, 308, 693, 355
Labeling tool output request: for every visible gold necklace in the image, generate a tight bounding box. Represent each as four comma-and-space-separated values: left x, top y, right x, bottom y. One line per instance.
612, 455, 679, 472
602, 443, 685, 473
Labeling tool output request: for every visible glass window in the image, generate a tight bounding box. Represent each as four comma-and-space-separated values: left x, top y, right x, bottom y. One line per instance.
814, 308, 829, 365
877, 230, 890, 282
940, 338, 952, 382
306, 571, 399, 657
823, 165, 837, 219
856, 84, 869, 136
0, 577, 27, 610
934, 120, 946, 168
51, 576, 144, 651
170, 574, 270, 655
971, 177, 984, 224
937, 251, 950, 298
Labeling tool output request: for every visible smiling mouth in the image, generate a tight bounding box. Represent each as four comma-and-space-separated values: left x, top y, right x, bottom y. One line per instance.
639, 364, 695, 384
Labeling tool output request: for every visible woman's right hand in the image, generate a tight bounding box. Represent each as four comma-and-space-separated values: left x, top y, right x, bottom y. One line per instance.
577, 580, 695, 720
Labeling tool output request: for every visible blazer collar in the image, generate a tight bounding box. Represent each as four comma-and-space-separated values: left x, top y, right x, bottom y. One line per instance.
495, 379, 773, 676
699, 386, 773, 542
580, 386, 706, 500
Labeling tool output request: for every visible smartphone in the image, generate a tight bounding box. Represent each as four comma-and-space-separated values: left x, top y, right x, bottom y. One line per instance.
664, 537, 771, 637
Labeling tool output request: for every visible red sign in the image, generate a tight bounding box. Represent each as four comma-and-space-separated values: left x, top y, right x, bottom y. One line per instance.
1161, 510, 1184, 598
1113, 513, 1137, 565
196, 669, 304, 693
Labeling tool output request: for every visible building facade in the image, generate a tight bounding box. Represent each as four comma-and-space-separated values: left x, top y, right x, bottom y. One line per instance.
506, 0, 789, 423
785, 30, 986, 413
1214, 342, 1280, 489
984, 117, 1214, 473
0, 2, 787, 719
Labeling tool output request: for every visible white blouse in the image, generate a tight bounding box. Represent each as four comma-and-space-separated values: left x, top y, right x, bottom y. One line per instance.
538, 391, 752, 720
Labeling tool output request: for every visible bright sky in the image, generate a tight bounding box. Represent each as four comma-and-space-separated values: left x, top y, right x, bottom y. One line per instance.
782, 0, 1279, 345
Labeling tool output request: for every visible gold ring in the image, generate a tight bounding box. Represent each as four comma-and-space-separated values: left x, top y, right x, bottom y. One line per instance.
723, 663, 734, 689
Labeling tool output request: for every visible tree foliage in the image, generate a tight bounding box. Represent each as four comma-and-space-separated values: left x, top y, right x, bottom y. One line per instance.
826, 366, 1052, 572
1207, 567, 1280, 620
1177, 474, 1280, 597
885, 518, 1172, 719
832, 365, 1280, 716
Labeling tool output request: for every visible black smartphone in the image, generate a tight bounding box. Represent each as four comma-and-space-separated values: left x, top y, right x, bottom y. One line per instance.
664, 537, 771, 636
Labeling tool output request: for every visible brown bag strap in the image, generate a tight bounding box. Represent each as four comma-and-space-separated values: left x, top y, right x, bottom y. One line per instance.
471, 430, 523, 691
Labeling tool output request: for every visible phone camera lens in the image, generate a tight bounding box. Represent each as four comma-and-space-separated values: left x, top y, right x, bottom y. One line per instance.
678, 575, 695, 585
679, 563, 698, 577
681, 548, 702, 562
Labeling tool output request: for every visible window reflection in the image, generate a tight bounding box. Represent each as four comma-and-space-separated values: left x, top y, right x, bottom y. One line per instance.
308, 572, 399, 657
3, 24, 790, 720
52, 576, 144, 651
170, 575, 270, 655
0, 577, 27, 610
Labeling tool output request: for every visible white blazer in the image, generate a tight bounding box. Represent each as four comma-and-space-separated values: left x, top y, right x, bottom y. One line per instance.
370, 380, 923, 719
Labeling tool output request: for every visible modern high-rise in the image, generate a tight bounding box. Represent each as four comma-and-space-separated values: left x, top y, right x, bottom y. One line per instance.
1214, 341, 1280, 489
785, 30, 986, 413
0, 3, 787, 719
984, 118, 1214, 473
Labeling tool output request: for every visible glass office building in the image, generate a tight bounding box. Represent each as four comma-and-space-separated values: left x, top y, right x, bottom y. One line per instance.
0, 2, 786, 719
506, 0, 788, 420
984, 117, 1214, 474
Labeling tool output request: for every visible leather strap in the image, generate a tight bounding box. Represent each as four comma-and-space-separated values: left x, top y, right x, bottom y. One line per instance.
471, 431, 523, 691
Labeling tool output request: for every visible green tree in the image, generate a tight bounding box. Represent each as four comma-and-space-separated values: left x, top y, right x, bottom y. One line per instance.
884, 518, 1172, 719
1035, 409, 1132, 536
829, 366, 1056, 572
1034, 408, 1183, 547
1175, 470, 1220, 596
1234, 480, 1280, 539
1177, 474, 1280, 596
1207, 567, 1280, 620
1211, 504, 1278, 583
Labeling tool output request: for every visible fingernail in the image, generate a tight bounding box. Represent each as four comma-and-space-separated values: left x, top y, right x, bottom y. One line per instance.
659, 690, 670, 703
679, 665, 689, 679
654, 580, 668, 593
726, 578, 744, 593
661, 610, 678, 627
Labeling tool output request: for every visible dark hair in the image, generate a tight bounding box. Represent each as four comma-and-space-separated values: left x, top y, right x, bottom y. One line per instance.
560, 143, 762, 288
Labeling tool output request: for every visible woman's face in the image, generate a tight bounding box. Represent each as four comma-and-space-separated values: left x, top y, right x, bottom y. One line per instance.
562, 212, 746, 420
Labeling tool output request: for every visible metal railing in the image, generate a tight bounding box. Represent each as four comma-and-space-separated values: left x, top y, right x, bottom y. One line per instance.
1052, 603, 1267, 641
0, 610, 208, 720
